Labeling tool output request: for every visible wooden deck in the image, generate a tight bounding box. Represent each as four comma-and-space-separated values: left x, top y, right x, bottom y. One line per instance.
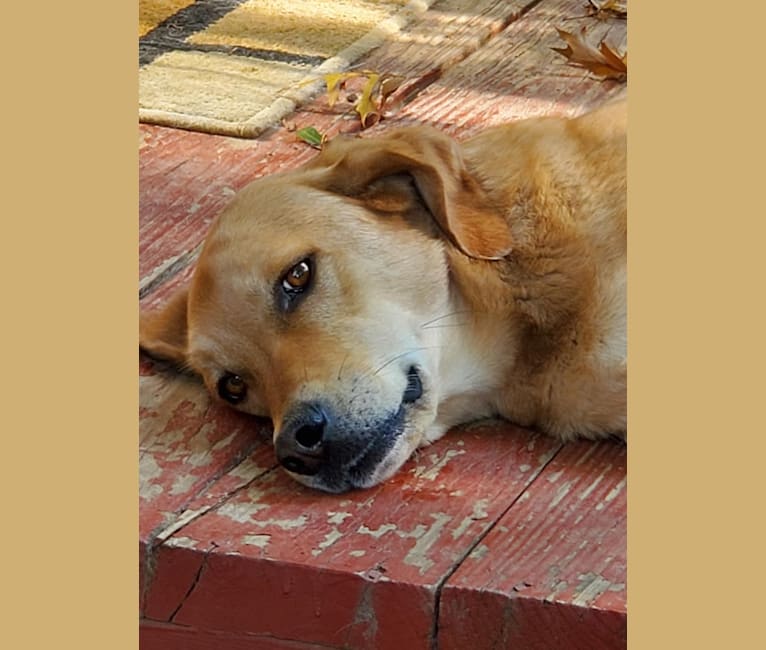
139, 1, 627, 648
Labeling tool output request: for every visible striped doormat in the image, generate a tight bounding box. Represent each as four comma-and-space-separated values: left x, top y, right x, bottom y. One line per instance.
139, 0, 435, 138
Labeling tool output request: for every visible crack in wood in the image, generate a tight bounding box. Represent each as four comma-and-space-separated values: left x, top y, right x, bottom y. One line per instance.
429, 439, 564, 649
168, 541, 219, 623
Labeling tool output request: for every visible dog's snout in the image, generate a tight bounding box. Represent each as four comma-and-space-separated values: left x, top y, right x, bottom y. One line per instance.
276, 403, 328, 476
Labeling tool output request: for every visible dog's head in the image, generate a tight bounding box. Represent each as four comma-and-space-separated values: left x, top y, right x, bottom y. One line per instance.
140, 126, 512, 492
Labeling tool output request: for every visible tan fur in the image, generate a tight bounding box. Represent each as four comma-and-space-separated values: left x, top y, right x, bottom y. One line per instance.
140, 99, 627, 492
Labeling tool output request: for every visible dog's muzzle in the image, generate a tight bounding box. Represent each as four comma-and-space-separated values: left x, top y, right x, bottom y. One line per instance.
275, 367, 423, 491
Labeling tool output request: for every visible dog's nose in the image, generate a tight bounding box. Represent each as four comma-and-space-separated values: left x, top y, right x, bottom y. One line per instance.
275, 403, 328, 476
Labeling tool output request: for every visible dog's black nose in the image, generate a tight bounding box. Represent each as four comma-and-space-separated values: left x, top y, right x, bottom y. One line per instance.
275, 403, 328, 476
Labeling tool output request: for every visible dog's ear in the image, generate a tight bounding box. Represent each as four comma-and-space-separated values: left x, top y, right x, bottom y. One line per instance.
139, 289, 190, 366
309, 127, 512, 260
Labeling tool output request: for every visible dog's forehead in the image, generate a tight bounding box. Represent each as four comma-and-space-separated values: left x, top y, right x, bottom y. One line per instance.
187, 176, 354, 331
205, 177, 364, 263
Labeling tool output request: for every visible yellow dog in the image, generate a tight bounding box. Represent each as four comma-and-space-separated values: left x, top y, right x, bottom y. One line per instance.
141, 99, 626, 493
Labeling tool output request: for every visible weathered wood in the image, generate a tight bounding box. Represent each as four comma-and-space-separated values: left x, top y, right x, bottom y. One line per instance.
142, 423, 561, 648
139, 355, 277, 616
140, 619, 336, 650
438, 440, 627, 650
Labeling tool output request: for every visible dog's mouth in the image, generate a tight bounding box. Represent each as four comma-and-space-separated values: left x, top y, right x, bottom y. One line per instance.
283, 366, 427, 493
402, 365, 423, 404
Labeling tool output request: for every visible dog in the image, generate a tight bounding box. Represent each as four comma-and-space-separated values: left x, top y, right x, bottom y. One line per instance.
140, 98, 626, 493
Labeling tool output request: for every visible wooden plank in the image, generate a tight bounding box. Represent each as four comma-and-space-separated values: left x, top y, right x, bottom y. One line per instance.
438, 440, 626, 650
139, 126, 319, 291
142, 423, 562, 649
139, 354, 278, 617
140, 619, 339, 650
380, 0, 627, 135
139, 357, 273, 540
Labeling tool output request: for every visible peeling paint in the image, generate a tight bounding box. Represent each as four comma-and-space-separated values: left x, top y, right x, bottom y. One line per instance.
349, 550, 366, 557
413, 448, 466, 481
156, 508, 207, 542
346, 581, 378, 647
217, 500, 270, 523
228, 456, 269, 481
544, 579, 569, 603
468, 544, 489, 560
518, 464, 531, 472
545, 469, 564, 484
549, 480, 573, 509
251, 515, 309, 530
404, 512, 452, 575
595, 476, 626, 511
312, 529, 344, 556
166, 536, 200, 549
327, 511, 352, 525
243, 534, 271, 549
139, 455, 164, 500
358, 523, 397, 539
578, 465, 611, 501
572, 572, 619, 607
451, 499, 490, 539
169, 473, 198, 496
604, 477, 626, 502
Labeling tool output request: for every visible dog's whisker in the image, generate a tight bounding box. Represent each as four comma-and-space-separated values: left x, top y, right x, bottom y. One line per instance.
419, 309, 476, 328
369, 346, 442, 378
420, 309, 471, 326
421, 322, 471, 330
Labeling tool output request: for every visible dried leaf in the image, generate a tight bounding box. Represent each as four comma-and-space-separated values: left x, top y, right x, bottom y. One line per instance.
355, 73, 381, 128
321, 70, 415, 128
324, 72, 363, 108
552, 27, 627, 80
296, 126, 325, 149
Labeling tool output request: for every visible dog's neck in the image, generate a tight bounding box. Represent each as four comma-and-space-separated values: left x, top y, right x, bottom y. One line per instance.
422, 276, 514, 441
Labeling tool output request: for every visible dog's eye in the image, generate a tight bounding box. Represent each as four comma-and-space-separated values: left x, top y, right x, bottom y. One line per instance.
217, 373, 247, 404
282, 259, 312, 293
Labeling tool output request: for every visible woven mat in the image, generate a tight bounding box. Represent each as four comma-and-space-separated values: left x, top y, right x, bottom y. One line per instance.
139, 0, 437, 138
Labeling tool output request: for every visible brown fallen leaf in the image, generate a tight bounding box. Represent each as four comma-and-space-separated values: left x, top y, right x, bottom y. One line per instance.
552, 26, 627, 81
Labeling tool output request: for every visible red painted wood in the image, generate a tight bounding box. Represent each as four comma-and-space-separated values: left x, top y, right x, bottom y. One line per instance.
139, 355, 279, 618
140, 619, 338, 650
139, 124, 330, 289
438, 440, 626, 650
139, 358, 273, 541
380, 0, 627, 138
142, 424, 561, 648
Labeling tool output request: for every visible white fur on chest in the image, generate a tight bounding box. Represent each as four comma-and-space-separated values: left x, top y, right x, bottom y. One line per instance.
423, 315, 509, 444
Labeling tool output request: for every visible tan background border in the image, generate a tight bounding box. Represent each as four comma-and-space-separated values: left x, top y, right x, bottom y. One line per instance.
3, 1, 763, 648
4, 2, 137, 649
629, 1, 765, 648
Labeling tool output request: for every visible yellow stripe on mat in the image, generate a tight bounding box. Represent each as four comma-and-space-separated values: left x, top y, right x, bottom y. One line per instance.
139, 0, 436, 138
139, 0, 196, 37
